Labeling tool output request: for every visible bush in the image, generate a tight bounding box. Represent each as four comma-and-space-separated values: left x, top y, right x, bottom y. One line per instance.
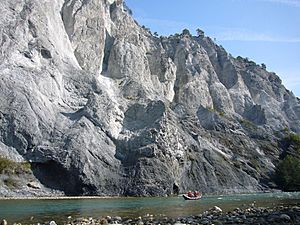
282, 127, 289, 133
287, 133, 300, 145
276, 133, 300, 191
285, 133, 300, 155
276, 155, 300, 191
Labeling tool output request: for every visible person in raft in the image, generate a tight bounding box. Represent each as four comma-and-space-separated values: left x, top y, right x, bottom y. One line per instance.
187, 191, 194, 197
194, 191, 201, 197
187, 191, 201, 197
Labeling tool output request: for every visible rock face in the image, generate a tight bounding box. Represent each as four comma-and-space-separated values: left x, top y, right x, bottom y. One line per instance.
0, 0, 299, 196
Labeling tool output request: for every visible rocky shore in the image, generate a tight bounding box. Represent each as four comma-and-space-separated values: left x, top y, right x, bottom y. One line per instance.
2, 204, 300, 225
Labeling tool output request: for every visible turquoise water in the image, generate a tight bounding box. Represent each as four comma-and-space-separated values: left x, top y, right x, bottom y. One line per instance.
0, 192, 300, 224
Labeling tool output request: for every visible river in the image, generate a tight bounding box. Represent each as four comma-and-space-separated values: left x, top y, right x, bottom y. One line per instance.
0, 192, 300, 224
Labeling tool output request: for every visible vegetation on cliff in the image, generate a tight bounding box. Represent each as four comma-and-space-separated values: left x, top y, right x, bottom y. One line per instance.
276, 133, 300, 191
0, 157, 31, 174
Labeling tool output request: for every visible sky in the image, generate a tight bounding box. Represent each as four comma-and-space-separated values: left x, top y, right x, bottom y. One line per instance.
125, 0, 300, 97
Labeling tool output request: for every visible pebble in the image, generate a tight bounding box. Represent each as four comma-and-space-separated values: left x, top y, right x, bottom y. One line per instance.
241, 214, 247, 220
99, 218, 108, 225
201, 219, 209, 225
212, 206, 222, 213
137, 220, 144, 225
45, 221, 57, 225
112, 216, 122, 221
292, 206, 300, 211
173, 222, 186, 225
279, 214, 291, 221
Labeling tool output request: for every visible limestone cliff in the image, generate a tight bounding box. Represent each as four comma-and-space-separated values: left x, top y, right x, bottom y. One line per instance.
0, 0, 299, 196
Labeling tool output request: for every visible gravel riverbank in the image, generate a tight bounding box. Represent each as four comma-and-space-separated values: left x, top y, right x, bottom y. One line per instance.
2, 204, 300, 225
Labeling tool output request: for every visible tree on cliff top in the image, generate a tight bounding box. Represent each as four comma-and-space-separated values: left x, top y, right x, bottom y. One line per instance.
182, 28, 191, 37
196, 28, 205, 37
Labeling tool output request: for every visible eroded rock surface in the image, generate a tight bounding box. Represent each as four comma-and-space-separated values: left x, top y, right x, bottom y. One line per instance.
0, 0, 299, 196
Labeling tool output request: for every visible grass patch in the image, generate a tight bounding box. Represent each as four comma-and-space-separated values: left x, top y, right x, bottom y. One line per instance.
4, 177, 19, 188
219, 111, 225, 117
249, 158, 261, 171
0, 156, 31, 174
240, 119, 255, 128
4, 177, 20, 188
20, 161, 31, 171
207, 107, 216, 113
0, 157, 14, 173
206, 107, 226, 117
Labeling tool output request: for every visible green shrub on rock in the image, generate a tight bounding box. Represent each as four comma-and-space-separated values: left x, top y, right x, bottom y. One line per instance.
288, 133, 300, 146
276, 133, 300, 191
276, 155, 300, 191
